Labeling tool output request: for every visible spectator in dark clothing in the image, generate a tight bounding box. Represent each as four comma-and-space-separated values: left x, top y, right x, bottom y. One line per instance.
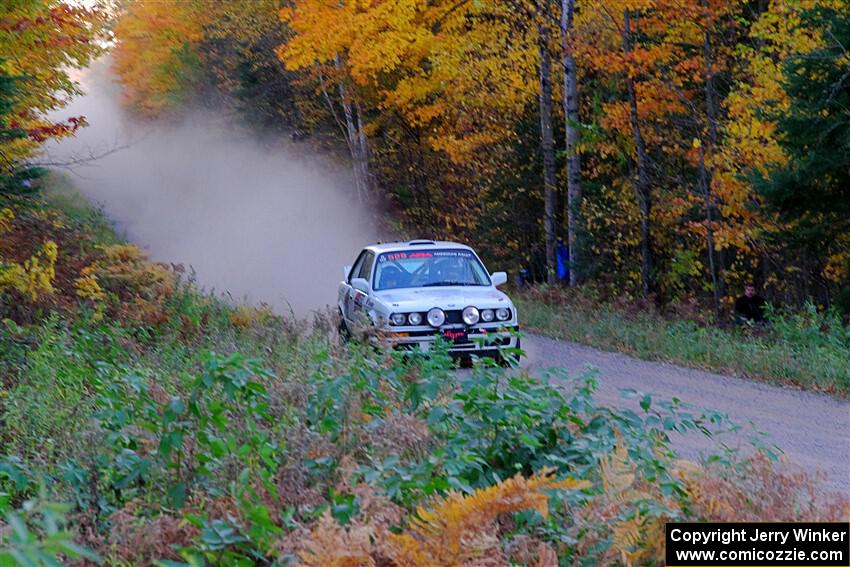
735, 284, 767, 323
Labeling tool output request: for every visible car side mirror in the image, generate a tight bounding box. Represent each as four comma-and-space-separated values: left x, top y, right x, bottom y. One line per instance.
351, 277, 370, 293
491, 271, 507, 287
343, 265, 352, 279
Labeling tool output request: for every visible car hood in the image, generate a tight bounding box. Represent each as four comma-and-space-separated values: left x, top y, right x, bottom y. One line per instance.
375, 286, 512, 310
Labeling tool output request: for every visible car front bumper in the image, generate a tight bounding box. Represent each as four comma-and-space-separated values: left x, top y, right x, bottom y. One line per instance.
379, 325, 520, 355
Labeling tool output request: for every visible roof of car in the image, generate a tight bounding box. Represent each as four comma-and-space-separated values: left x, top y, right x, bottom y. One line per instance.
365, 240, 475, 254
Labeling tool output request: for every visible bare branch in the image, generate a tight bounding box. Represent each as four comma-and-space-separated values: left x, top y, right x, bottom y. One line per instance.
28, 143, 130, 170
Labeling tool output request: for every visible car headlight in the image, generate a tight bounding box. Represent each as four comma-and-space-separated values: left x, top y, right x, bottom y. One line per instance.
427, 307, 445, 327
408, 312, 423, 325
480, 309, 495, 322
462, 306, 480, 325
390, 313, 407, 326
495, 307, 510, 321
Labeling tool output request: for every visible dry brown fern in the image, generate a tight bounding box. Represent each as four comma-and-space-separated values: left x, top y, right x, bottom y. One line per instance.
294, 469, 587, 567
298, 511, 377, 567
571, 439, 675, 566
383, 469, 588, 567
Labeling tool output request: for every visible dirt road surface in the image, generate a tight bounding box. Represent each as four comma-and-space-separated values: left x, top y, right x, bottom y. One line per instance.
522, 333, 850, 493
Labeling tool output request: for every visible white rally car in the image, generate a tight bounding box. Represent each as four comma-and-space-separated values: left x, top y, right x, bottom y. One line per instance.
338, 240, 520, 360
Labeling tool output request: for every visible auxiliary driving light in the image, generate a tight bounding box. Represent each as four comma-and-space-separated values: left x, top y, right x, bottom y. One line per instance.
462, 306, 480, 325
427, 307, 446, 327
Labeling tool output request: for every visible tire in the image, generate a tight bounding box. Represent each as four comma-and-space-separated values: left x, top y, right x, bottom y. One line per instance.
499, 337, 521, 367
338, 313, 351, 343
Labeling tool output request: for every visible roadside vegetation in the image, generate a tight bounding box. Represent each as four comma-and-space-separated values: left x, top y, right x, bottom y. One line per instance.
1, 181, 848, 566
516, 287, 850, 396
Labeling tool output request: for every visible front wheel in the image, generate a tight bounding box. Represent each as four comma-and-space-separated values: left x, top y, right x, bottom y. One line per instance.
499, 337, 522, 367
338, 314, 351, 343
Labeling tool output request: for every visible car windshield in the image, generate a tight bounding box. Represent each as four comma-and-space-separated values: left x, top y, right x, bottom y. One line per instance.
373, 248, 491, 291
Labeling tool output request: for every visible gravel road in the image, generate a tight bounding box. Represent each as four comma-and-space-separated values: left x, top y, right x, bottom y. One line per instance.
521, 333, 850, 494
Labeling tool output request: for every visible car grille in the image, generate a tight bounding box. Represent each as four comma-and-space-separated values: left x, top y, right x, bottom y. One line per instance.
444, 309, 463, 324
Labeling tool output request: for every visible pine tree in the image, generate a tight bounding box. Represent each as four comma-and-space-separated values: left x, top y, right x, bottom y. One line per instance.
754, 4, 850, 287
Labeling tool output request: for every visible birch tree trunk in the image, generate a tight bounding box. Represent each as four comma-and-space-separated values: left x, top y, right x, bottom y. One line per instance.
334, 56, 371, 204
537, 0, 558, 285
354, 100, 371, 200
561, 0, 581, 286
622, 9, 653, 297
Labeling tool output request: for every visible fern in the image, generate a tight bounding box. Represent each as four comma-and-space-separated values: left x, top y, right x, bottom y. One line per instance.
296, 470, 588, 567
385, 470, 588, 566
298, 512, 377, 567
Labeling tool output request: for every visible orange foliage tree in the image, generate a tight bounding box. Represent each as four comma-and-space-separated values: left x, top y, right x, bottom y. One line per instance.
277, 0, 539, 231
112, 0, 210, 116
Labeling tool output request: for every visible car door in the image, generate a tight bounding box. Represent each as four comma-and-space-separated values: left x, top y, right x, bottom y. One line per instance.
347, 251, 375, 333
342, 250, 367, 325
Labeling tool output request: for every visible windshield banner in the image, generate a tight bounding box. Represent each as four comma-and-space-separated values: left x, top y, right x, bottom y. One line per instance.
380, 249, 473, 262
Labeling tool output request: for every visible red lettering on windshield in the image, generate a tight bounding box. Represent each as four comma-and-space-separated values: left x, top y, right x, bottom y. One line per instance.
384, 251, 434, 261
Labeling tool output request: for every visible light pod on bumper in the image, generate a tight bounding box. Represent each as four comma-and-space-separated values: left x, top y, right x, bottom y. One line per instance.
496, 308, 510, 321
462, 306, 480, 325
427, 307, 446, 327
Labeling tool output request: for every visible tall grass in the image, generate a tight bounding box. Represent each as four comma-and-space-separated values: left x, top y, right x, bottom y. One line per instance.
516, 289, 850, 395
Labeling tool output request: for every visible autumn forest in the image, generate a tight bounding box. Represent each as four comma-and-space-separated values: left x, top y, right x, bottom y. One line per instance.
97, 0, 850, 318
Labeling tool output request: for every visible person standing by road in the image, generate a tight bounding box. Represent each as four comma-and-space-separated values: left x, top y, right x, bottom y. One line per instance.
735, 283, 767, 324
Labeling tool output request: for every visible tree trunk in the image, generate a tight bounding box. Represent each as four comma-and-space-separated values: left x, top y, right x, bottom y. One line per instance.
561, 0, 581, 286
698, 142, 721, 319
537, 1, 558, 285
335, 56, 370, 204
354, 100, 371, 199
339, 87, 370, 204
622, 9, 653, 296
701, 9, 724, 319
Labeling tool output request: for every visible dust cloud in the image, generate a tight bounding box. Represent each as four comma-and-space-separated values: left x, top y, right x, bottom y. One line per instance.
45, 59, 380, 317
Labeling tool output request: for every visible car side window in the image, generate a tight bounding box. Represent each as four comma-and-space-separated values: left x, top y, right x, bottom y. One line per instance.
359, 252, 375, 283
349, 251, 367, 283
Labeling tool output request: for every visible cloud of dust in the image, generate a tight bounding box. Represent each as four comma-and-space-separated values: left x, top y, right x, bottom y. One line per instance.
45, 59, 380, 317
